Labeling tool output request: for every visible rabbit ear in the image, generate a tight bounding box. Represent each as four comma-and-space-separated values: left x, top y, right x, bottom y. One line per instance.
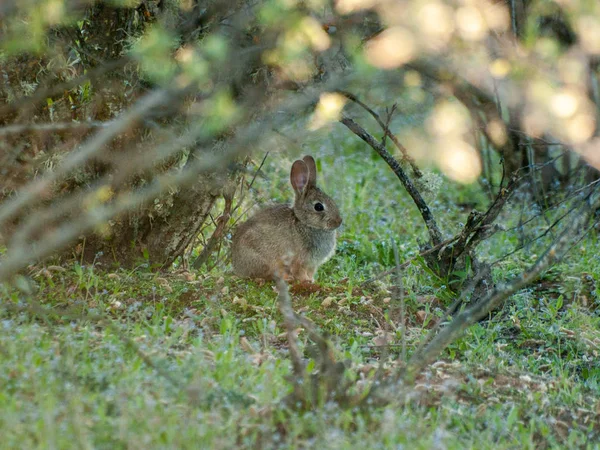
302, 155, 317, 185
290, 160, 309, 194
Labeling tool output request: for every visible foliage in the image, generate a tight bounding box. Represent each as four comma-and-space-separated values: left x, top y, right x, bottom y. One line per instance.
1, 0, 600, 447
1, 148, 599, 447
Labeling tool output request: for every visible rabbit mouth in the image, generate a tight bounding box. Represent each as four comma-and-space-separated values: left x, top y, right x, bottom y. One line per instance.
327, 217, 343, 229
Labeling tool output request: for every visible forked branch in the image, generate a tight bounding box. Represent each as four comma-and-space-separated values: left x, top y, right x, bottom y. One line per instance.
404, 193, 599, 378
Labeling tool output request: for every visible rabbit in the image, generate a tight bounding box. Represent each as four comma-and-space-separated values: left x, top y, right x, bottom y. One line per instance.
232, 155, 342, 282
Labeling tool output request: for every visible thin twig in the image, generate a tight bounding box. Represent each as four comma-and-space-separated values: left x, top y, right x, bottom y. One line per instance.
380, 103, 396, 148
230, 152, 270, 218
340, 115, 442, 246
0, 121, 114, 136
500, 178, 600, 235
489, 199, 588, 266
0, 75, 349, 281
0, 88, 174, 228
363, 235, 460, 284
409, 269, 489, 360
338, 90, 422, 177
0, 58, 129, 118
392, 239, 406, 362
275, 278, 306, 378
404, 193, 598, 379
192, 194, 233, 269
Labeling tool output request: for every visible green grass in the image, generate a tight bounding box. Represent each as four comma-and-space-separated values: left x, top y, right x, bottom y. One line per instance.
1, 130, 600, 449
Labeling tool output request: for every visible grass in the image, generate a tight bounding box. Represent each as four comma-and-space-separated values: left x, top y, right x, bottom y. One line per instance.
1, 126, 600, 449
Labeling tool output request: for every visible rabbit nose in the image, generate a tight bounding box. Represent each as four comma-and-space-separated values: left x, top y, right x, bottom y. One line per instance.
331, 217, 342, 228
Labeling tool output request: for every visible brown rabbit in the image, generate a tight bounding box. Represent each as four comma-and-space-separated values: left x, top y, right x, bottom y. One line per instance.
231, 155, 342, 282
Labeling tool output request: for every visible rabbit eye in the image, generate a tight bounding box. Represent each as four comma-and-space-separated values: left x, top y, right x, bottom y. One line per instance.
314, 202, 325, 212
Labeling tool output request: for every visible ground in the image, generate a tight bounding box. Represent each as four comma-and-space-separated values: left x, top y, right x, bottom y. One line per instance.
1, 127, 600, 449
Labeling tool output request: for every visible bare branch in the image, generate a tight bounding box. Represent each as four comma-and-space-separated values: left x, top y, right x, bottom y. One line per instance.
0, 121, 113, 136
0, 58, 129, 119
339, 91, 422, 178
192, 193, 233, 269
405, 193, 599, 378
275, 278, 306, 379
0, 88, 174, 228
0, 75, 354, 281
392, 239, 406, 362
340, 115, 443, 246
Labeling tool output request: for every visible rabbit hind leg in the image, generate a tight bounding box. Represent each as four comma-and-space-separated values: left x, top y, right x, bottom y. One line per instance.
290, 259, 314, 282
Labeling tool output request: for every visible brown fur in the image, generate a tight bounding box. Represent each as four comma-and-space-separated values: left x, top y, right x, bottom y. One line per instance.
231, 155, 342, 281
